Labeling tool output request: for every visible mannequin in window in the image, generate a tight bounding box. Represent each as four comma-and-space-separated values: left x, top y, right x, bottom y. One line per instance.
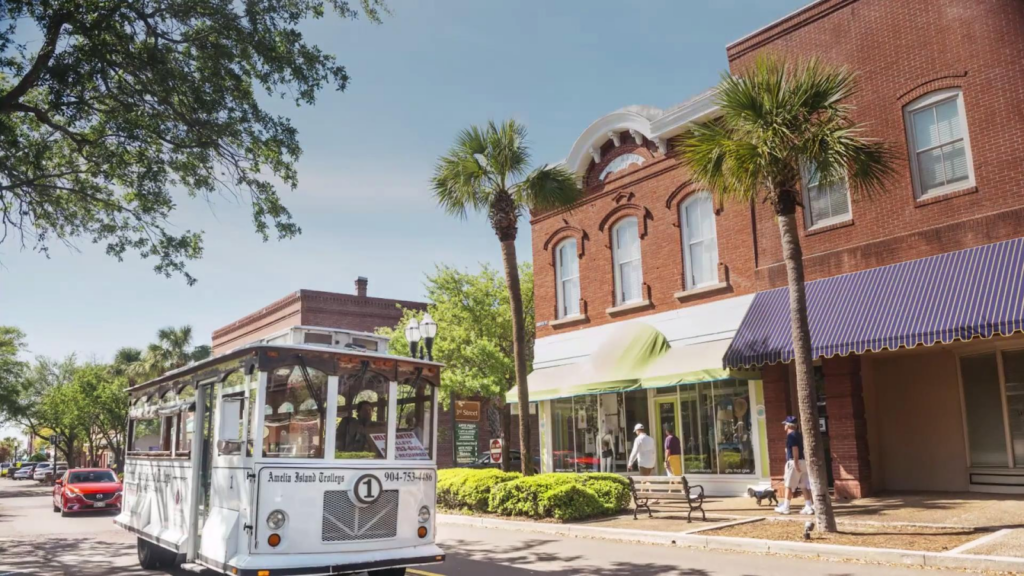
336, 401, 374, 454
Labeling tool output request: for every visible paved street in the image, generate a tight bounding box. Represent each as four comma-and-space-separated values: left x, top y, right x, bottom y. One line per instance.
0, 479, 967, 576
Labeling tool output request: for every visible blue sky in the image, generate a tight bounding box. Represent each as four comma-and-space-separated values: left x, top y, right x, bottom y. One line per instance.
0, 0, 809, 367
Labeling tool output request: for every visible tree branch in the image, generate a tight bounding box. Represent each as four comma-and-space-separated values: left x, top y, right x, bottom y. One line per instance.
0, 14, 66, 110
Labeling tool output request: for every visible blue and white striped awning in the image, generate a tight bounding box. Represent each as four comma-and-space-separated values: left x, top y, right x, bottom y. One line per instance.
724, 237, 1024, 369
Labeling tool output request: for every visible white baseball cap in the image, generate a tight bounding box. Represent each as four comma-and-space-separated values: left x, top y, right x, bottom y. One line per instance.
634, 423, 645, 431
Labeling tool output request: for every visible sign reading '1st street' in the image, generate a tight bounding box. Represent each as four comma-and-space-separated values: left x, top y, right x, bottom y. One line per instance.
455, 401, 481, 422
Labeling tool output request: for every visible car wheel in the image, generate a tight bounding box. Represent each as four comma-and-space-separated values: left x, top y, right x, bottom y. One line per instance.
137, 537, 162, 570
60, 498, 68, 518
53, 500, 60, 513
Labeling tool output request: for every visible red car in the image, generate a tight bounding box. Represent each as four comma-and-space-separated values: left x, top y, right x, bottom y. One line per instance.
53, 468, 122, 517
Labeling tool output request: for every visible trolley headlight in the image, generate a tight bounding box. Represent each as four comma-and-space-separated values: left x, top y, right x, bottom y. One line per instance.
418, 505, 431, 524
266, 509, 287, 530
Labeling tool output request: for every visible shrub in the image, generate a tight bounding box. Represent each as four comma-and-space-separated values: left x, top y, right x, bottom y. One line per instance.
539, 483, 604, 521
437, 468, 521, 511
487, 472, 631, 520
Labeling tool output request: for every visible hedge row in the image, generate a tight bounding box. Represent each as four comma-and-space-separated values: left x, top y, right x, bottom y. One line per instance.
437, 469, 631, 522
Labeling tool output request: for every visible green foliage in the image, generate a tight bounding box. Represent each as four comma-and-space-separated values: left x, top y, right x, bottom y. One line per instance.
0, 0, 387, 283
378, 263, 534, 405
334, 451, 377, 460
0, 326, 29, 426
674, 55, 895, 214
431, 120, 583, 228
129, 325, 209, 382
540, 483, 604, 521
437, 468, 521, 511
28, 452, 47, 462
486, 472, 629, 520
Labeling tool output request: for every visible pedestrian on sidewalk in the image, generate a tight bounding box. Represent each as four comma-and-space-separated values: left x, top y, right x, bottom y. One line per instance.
775, 416, 814, 515
663, 424, 682, 476
626, 423, 655, 476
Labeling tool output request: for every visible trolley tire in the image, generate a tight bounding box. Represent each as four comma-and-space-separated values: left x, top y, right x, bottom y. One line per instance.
370, 569, 406, 576
136, 537, 162, 570
156, 545, 182, 568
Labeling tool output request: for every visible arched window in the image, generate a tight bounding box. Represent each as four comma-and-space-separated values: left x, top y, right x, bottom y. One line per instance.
611, 217, 642, 305
599, 153, 645, 181
555, 239, 580, 318
904, 88, 975, 199
680, 192, 719, 290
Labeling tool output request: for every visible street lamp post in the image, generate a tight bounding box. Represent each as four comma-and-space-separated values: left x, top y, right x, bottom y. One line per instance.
405, 314, 438, 362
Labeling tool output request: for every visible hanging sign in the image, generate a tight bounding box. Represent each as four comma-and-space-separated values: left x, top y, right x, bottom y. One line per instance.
369, 432, 429, 460
455, 401, 481, 422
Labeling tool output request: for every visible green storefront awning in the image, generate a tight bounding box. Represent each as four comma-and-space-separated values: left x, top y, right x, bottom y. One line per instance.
639, 339, 759, 389
510, 329, 761, 403
507, 322, 668, 403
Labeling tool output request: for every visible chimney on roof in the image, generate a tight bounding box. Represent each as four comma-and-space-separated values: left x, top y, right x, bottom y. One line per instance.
355, 276, 368, 298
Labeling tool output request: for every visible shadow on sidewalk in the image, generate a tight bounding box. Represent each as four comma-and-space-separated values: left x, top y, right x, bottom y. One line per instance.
442, 536, 712, 576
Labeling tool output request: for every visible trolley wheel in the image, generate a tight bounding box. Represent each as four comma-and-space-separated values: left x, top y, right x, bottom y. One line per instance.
156, 545, 182, 569
136, 537, 162, 570
370, 569, 406, 576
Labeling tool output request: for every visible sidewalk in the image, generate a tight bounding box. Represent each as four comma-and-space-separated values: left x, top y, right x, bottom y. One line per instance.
438, 499, 1024, 574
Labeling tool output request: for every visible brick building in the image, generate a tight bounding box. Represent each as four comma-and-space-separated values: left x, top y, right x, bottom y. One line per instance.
520, 0, 1024, 496
211, 277, 426, 355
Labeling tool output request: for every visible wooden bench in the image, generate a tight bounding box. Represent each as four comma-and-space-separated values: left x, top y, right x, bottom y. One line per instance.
628, 475, 706, 522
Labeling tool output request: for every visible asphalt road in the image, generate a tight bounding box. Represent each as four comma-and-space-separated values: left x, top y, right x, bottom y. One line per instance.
0, 479, 966, 576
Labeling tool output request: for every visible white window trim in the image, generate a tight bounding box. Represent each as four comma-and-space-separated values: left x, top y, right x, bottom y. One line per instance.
800, 163, 852, 230
611, 217, 643, 306
904, 88, 976, 200
554, 238, 581, 320
679, 192, 720, 291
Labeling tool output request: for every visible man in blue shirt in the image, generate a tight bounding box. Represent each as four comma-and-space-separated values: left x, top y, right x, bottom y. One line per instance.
776, 416, 814, 515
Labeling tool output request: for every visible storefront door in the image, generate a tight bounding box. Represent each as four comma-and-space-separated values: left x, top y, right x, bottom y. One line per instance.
654, 398, 679, 474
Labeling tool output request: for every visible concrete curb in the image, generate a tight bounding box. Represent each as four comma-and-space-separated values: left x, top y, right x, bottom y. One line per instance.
437, 514, 1024, 573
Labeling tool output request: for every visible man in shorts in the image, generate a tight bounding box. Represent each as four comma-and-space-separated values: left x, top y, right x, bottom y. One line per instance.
776, 416, 814, 515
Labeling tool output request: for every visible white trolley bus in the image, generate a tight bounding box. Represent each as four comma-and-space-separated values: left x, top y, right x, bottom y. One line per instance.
115, 341, 445, 575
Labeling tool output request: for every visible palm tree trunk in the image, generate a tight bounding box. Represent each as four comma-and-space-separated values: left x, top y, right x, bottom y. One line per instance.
777, 212, 837, 533
499, 239, 534, 476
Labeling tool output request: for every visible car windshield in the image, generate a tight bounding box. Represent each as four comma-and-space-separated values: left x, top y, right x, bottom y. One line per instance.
68, 471, 117, 484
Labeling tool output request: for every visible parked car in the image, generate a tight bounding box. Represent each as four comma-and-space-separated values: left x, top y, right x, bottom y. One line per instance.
53, 468, 123, 516
32, 462, 53, 481
13, 464, 36, 480
469, 450, 540, 473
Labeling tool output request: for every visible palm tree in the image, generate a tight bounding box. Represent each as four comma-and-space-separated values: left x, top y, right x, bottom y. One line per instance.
433, 120, 582, 475
675, 56, 894, 532
111, 347, 143, 386
128, 325, 209, 382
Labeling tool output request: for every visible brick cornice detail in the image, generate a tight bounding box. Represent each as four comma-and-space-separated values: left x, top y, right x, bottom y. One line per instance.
542, 224, 588, 256
727, 0, 860, 62
212, 291, 301, 339
530, 157, 679, 225
896, 72, 969, 105
597, 203, 652, 241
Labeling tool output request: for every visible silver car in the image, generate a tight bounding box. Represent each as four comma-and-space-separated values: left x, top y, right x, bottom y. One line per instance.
13, 465, 36, 480
32, 462, 53, 481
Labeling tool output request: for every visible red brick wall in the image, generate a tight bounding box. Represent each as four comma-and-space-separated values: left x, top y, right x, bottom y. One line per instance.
532, 0, 1024, 335
532, 141, 758, 338
728, 0, 1024, 289
435, 398, 539, 469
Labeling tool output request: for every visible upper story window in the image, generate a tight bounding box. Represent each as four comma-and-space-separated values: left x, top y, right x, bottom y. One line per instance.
555, 239, 580, 318
801, 161, 851, 228
611, 217, 643, 305
599, 153, 646, 181
680, 192, 719, 290
904, 88, 975, 199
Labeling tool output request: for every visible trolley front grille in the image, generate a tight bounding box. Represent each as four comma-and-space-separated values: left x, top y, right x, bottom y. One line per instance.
321, 490, 399, 542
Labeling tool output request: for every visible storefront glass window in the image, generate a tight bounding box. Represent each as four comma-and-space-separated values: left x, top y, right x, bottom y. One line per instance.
551, 397, 575, 472
712, 380, 755, 474
1000, 350, 1024, 466
572, 395, 599, 472
960, 353, 1008, 467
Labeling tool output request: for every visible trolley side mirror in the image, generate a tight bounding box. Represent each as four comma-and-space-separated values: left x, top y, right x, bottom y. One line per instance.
219, 397, 243, 443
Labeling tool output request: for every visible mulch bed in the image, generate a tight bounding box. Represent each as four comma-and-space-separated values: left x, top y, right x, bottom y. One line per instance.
704, 518, 982, 552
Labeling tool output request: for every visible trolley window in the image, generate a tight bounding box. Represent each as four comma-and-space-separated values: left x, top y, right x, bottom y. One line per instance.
335, 371, 390, 459
263, 365, 328, 458
396, 380, 434, 461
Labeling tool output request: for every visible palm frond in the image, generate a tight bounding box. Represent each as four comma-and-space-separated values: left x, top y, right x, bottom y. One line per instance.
676, 54, 894, 210
514, 164, 582, 213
